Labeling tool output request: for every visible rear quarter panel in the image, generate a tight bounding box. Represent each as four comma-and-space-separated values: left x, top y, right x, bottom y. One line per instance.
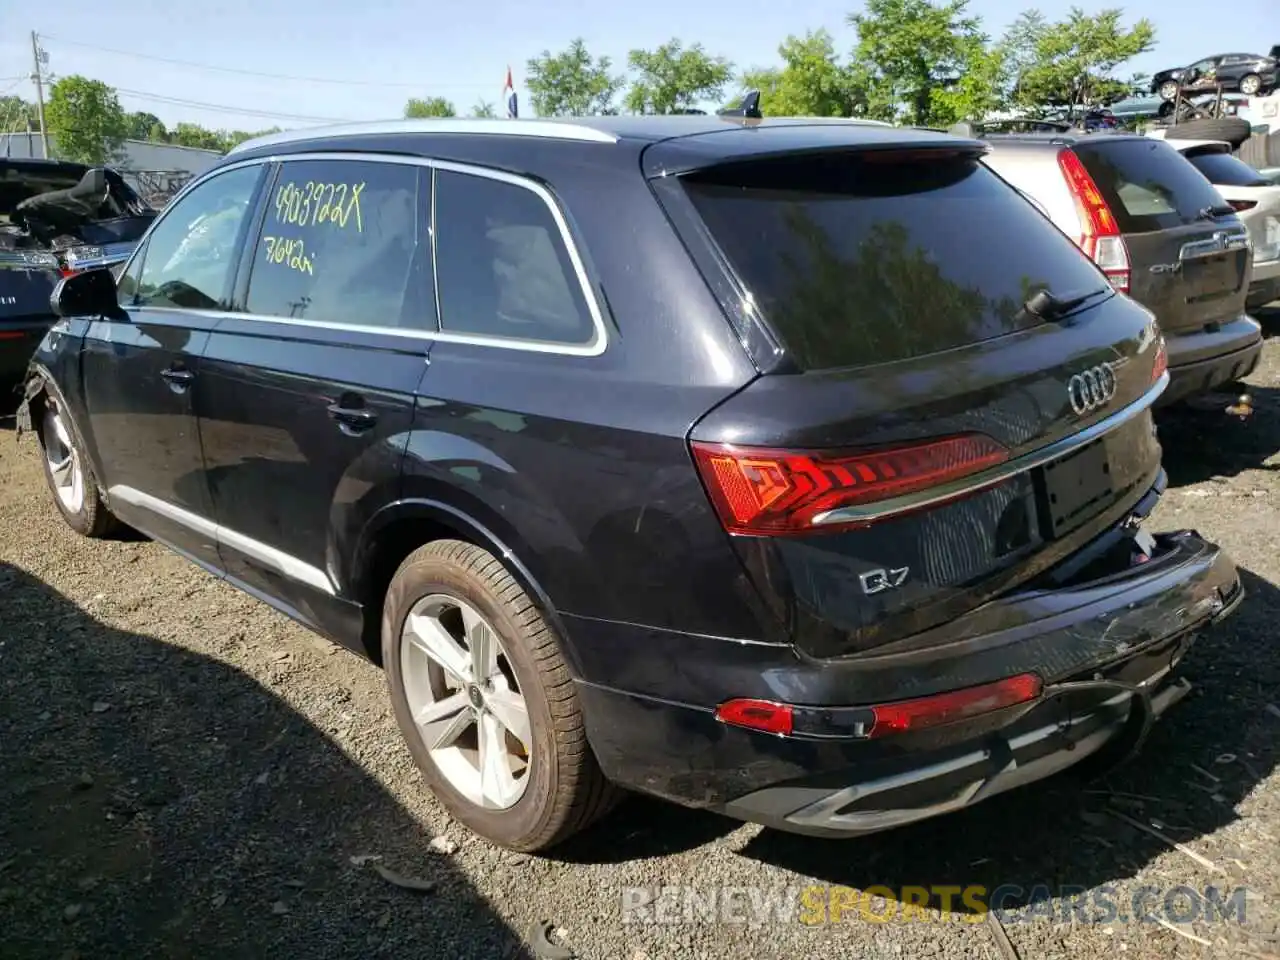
394, 147, 778, 643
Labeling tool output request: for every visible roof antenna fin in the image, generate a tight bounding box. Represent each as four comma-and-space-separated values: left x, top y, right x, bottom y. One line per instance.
718, 90, 763, 120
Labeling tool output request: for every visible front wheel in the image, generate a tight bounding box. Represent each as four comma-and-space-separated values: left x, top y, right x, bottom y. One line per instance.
1158, 80, 1179, 100
382, 539, 620, 851
38, 398, 119, 538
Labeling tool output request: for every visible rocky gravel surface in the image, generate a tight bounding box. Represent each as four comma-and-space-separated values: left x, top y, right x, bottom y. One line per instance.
2, 313, 1279, 959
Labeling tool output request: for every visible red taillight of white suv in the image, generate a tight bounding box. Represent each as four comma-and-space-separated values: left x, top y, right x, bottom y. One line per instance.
1058, 149, 1131, 293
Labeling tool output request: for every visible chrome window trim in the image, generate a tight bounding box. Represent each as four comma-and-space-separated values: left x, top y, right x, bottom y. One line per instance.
109, 485, 335, 595
112, 151, 609, 358
810, 370, 1170, 527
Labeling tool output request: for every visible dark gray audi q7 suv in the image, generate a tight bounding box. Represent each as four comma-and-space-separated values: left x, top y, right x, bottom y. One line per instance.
19, 116, 1243, 851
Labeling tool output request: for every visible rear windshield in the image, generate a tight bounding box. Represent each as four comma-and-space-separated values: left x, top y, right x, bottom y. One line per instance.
1071, 139, 1228, 232
1186, 151, 1271, 187
680, 150, 1109, 370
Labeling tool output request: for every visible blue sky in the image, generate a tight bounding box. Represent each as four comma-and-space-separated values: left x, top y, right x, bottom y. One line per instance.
0, 0, 1264, 132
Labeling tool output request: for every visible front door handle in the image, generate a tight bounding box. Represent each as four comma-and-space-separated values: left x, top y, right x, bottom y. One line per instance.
327, 399, 378, 434
161, 366, 194, 391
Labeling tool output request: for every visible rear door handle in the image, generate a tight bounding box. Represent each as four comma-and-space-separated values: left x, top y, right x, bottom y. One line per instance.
327, 400, 378, 433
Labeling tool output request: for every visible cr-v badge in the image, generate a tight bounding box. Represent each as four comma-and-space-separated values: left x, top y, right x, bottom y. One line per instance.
1068, 362, 1118, 416
860, 566, 910, 595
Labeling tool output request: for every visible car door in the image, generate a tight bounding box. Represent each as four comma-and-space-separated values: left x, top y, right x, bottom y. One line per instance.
81, 163, 266, 569
196, 156, 433, 626
1186, 57, 1219, 88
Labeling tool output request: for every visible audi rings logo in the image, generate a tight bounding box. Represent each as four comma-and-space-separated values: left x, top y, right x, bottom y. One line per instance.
1067, 363, 1118, 416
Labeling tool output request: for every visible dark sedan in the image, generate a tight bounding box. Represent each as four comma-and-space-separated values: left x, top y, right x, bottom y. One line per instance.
1151, 49, 1280, 100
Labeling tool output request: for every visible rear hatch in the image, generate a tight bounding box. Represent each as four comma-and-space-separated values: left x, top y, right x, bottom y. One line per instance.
653, 136, 1168, 658
1068, 137, 1251, 337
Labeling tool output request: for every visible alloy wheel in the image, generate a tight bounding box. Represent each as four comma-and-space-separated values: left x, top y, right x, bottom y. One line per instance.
42, 405, 85, 515
400, 593, 532, 809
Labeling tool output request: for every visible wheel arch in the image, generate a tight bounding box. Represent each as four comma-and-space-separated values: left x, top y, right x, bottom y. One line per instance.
349, 494, 577, 673
18, 362, 106, 500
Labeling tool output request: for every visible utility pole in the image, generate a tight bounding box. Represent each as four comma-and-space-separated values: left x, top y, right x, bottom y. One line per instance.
30, 31, 49, 159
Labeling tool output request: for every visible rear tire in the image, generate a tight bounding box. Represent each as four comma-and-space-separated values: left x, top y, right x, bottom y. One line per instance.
1239, 73, 1261, 96
1164, 116, 1252, 149
37, 397, 119, 539
382, 539, 620, 851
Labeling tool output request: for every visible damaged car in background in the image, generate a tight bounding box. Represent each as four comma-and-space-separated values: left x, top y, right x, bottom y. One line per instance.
1, 158, 156, 409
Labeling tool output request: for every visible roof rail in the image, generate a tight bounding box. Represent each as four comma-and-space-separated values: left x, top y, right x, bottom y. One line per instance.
226, 118, 620, 156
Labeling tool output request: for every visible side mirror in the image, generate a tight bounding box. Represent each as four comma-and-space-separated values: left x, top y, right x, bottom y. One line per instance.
50, 267, 123, 319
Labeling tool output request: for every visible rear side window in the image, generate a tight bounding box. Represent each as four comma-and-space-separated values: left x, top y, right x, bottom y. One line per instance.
1071, 139, 1227, 232
433, 169, 596, 346
1186, 151, 1271, 187
244, 159, 432, 330
680, 150, 1109, 370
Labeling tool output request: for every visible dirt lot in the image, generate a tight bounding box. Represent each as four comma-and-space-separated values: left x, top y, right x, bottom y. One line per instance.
2, 318, 1280, 960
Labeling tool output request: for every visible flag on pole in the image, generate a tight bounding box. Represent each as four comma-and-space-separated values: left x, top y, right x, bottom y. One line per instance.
504, 66, 518, 119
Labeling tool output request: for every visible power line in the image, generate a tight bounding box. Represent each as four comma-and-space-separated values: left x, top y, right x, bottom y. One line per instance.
113, 86, 358, 123
39, 33, 496, 90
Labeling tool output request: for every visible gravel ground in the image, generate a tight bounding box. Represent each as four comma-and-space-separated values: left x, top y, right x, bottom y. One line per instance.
2, 315, 1280, 960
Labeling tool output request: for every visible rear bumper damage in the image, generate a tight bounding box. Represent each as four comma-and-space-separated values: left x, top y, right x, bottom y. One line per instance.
720, 621, 1222, 836
573, 519, 1243, 827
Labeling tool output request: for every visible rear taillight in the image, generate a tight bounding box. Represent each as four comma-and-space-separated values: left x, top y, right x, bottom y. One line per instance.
690, 434, 1008, 536
1227, 199, 1258, 212
866, 673, 1043, 738
1152, 337, 1168, 383
1058, 149, 1131, 293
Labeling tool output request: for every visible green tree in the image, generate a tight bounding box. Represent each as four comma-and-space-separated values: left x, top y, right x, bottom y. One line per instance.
1007, 8, 1155, 112
126, 111, 164, 141
932, 44, 1012, 123
740, 29, 867, 117
625, 39, 733, 114
170, 122, 226, 151
848, 0, 993, 125
471, 99, 498, 118
224, 127, 280, 149
44, 75, 128, 163
0, 95, 41, 132
526, 38, 624, 116
404, 96, 457, 118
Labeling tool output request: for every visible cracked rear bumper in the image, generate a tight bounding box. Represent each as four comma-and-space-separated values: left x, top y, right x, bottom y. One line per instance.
575, 528, 1244, 824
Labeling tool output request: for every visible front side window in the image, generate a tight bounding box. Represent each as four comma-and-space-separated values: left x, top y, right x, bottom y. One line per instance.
243, 159, 429, 329
131, 165, 262, 310
433, 169, 596, 346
